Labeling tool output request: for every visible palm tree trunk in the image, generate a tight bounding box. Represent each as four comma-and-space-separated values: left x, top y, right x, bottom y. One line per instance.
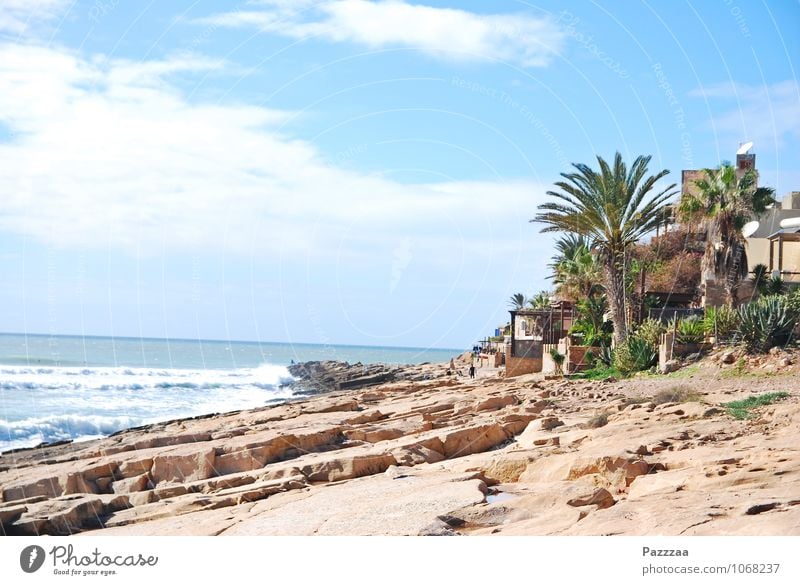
604, 250, 628, 345
724, 243, 744, 307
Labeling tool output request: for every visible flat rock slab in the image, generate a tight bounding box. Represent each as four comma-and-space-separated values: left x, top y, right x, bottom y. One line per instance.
222, 470, 487, 536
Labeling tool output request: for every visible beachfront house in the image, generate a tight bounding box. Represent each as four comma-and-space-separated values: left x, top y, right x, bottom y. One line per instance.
506, 301, 575, 377
745, 191, 800, 286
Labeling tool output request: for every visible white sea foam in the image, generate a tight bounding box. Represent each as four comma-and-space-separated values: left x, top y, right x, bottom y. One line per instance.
0, 363, 295, 451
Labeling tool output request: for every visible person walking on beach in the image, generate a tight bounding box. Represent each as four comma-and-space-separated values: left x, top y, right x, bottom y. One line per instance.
469, 364, 475, 379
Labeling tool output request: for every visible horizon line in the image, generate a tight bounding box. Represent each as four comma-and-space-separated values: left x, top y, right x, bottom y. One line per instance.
0, 331, 465, 353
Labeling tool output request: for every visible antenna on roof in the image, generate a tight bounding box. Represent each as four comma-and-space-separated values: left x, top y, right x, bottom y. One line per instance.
736, 141, 754, 155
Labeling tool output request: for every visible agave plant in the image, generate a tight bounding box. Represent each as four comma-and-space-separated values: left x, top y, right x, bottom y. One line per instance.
613, 336, 657, 374
672, 316, 705, 344
751, 264, 769, 295
736, 296, 797, 353
703, 305, 739, 340
763, 276, 786, 297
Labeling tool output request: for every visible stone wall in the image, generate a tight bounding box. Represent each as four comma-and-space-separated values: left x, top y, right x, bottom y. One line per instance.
505, 355, 542, 377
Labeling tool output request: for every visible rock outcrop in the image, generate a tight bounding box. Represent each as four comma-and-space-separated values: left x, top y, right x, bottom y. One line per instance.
2, 356, 799, 536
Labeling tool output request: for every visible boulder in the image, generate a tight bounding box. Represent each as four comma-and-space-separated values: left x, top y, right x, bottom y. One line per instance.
61, 472, 97, 495
300, 453, 397, 483
2, 477, 62, 502
661, 360, 681, 374
474, 395, 518, 412
567, 488, 616, 510
0, 505, 27, 530
534, 417, 564, 431
438, 424, 510, 458
112, 473, 151, 494
81, 462, 118, 482
391, 445, 445, 466
150, 448, 216, 485
721, 351, 736, 364
118, 458, 153, 478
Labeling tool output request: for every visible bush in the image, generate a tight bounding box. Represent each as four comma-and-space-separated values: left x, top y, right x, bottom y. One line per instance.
725, 392, 789, 420
550, 347, 566, 376
786, 288, 800, 316
763, 276, 786, 296
613, 336, 657, 375
736, 296, 797, 353
635, 318, 665, 348
703, 305, 739, 340
571, 364, 622, 380
673, 316, 704, 344
751, 263, 769, 294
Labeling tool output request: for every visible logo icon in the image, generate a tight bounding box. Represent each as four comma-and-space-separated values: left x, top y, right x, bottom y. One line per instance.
20, 545, 46, 573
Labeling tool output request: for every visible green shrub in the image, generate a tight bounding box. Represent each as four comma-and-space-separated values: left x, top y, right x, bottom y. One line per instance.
736, 296, 797, 353
751, 263, 769, 295
786, 288, 800, 317
763, 276, 786, 296
613, 336, 657, 375
703, 305, 739, 340
635, 318, 665, 348
571, 364, 622, 380
550, 347, 565, 376
725, 392, 789, 420
673, 316, 704, 344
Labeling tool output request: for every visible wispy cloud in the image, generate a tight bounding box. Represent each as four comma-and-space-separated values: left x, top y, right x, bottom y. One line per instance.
0, 0, 70, 35
690, 80, 800, 148
196, 0, 564, 68
0, 43, 547, 259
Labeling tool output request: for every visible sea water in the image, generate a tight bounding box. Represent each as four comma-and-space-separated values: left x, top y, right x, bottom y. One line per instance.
0, 333, 461, 451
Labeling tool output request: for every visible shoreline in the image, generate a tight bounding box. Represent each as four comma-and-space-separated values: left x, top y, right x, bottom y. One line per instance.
1, 350, 798, 536
0, 358, 466, 455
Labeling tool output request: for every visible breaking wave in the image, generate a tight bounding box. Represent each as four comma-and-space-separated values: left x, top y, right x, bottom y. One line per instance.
0, 363, 295, 451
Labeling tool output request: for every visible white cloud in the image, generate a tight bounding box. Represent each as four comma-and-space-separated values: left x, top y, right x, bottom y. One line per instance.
0, 0, 70, 35
0, 43, 546, 259
690, 80, 800, 148
197, 0, 564, 68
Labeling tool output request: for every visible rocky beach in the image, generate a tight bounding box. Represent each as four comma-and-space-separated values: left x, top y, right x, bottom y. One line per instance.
1, 350, 798, 536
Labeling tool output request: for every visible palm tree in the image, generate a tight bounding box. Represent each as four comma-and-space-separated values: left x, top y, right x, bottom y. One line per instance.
534, 153, 676, 344
527, 290, 552, 309
548, 234, 603, 300
508, 293, 527, 310
678, 164, 775, 305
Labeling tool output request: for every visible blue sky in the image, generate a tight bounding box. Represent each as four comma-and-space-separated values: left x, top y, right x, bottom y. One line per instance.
0, 0, 798, 349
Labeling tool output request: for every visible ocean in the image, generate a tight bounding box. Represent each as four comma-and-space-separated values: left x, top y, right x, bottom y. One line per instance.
0, 333, 461, 452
